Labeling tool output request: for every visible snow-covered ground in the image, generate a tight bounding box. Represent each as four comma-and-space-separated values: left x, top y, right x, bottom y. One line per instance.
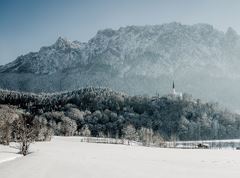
0, 136, 240, 178
0, 144, 22, 164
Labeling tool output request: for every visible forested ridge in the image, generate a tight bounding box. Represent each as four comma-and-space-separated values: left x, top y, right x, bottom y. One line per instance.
1, 87, 240, 145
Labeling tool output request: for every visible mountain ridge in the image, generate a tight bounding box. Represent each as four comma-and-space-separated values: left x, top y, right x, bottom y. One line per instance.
2, 22, 236, 75
1, 22, 240, 110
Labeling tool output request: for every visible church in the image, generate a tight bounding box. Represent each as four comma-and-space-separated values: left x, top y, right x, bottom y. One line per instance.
172, 81, 183, 99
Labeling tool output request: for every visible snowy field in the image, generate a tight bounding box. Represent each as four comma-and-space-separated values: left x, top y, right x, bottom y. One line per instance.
0, 137, 240, 178
0, 144, 22, 164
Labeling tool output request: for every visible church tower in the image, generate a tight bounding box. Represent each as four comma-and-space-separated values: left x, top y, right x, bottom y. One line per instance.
172, 81, 176, 95
171, 81, 183, 99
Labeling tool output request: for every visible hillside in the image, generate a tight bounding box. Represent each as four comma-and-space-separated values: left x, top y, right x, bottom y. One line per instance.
1, 137, 240, 178
0, 88, 240, 143
1, 23, 240, 109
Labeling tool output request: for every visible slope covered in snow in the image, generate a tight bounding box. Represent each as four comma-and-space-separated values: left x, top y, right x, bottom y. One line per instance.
0, 137, 240, 178
0, 37, 86, 74
0, 144, 22, 164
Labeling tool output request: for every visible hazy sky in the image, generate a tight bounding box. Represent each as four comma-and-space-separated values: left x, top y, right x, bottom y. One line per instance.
1, 0, 240, 65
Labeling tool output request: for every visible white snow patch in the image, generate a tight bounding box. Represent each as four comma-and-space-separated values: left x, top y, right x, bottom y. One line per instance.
0, 144, 22, 164
0, 137, 240, 178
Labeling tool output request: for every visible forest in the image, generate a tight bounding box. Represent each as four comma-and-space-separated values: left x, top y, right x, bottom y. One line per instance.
1, 87, 240, 147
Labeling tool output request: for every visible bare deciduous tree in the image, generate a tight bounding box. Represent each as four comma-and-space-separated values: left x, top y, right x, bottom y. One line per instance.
79, 125, 91, 137
138, 127, 153, 146
0, 105, 19, 145
13, 114, 37, 156
122, 124, 139, 144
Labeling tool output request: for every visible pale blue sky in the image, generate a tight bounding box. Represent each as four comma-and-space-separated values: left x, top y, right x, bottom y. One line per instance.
1, 0, 240, 65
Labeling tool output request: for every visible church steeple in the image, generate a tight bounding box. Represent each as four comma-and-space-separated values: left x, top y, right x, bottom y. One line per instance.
172, 81, 176, 95
171, 81, 182, 99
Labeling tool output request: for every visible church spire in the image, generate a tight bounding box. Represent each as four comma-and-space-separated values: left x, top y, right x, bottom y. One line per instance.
171, 81, 182, 99
172, 81, 176, 95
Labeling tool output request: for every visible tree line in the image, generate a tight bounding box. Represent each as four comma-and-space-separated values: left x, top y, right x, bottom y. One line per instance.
1, 87, 240, 153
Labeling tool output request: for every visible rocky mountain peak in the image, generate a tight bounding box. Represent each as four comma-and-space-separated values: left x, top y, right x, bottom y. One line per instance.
51, 37, 82, 50
225, 27, 238, 39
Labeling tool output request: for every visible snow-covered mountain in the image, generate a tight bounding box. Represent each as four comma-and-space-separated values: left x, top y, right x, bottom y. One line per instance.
1, 22, 240, 109
0, 37, 87, 74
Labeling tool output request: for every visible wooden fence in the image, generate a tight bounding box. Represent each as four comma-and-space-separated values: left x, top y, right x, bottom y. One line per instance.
69, 136, 240, 149
164, 139, 240, 149
79, 137, 143, 146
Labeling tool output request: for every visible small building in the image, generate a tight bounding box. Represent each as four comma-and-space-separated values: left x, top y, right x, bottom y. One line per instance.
197, 143, 209, 149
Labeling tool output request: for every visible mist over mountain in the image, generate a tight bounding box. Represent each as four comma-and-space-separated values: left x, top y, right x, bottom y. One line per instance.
1, 22, 240, 110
